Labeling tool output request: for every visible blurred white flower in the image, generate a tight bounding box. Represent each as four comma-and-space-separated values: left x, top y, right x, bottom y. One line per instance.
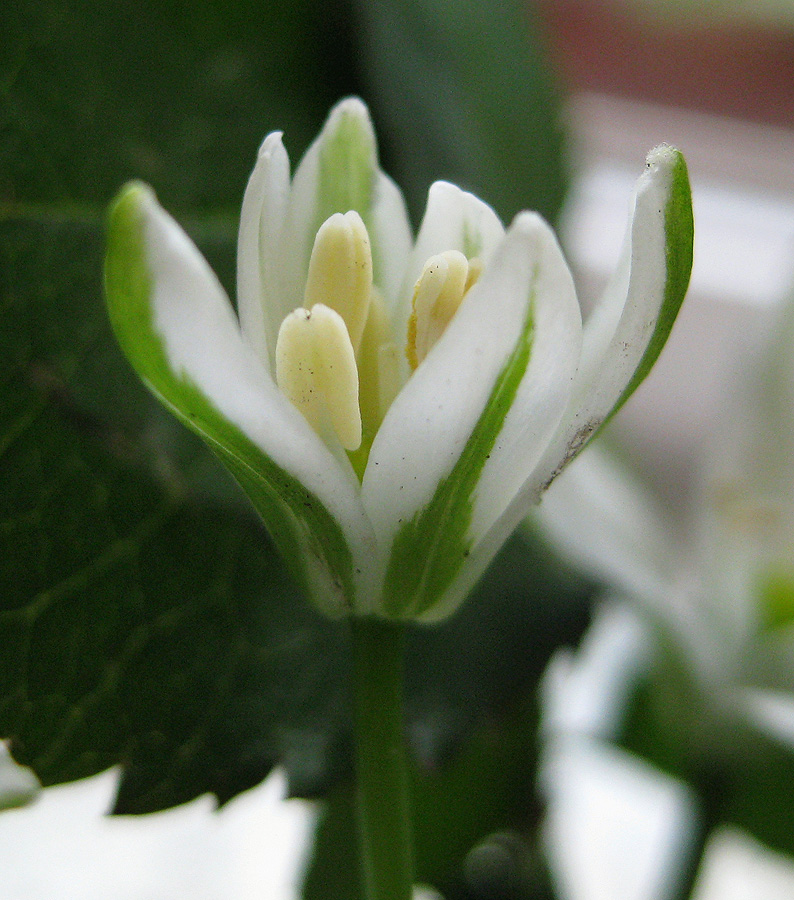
539, 603, 698, 900
0, 767, 315, 900
536, 290, 794, 900
537, 285, 794, 748
0, 741, 39, 811
541, 735, 697, 900
691, 828, 794, 900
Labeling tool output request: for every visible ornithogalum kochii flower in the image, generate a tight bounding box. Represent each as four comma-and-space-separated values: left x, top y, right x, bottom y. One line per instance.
104, 98, 693, 622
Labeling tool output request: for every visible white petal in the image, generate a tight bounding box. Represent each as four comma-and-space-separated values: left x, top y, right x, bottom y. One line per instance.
370, 171, 413, 307
278, 123, 325, 313
541, 604, 653, 742
740, 689, 794, 750
399, 215, 581, 621
535, 447, 676, 605
469, 213, 581, 539
542, 740, 698, 900
236, 131, 291, 371
136, 191, 377, 602
362, 213, 577, 605
692, 828, 794, 900
280, 98, 379, 324
576, 147, 678, 426
393, 181, 505, 342
513, 146, 691, 506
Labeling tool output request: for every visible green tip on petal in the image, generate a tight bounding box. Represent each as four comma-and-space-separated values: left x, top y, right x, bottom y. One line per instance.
607, 145, 694, 423
760, 568, 794, 633
315, 97, 378, 234
104, 181, 158, 378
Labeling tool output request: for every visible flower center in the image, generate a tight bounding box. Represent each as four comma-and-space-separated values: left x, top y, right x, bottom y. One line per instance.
274, 212, 481, 462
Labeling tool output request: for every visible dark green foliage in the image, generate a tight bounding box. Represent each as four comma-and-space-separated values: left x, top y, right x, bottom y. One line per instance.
1, 0, 573, 819
0, 214, 347, 810
353, 0, 567, 225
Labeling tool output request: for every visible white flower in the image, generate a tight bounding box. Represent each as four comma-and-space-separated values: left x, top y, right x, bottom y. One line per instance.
537, 290, 794, 751
0, 741, 38, 811
105, 97, 692, 622
536, 291, 794, 899
537, 290, 794, 753
0, 768, 315, 899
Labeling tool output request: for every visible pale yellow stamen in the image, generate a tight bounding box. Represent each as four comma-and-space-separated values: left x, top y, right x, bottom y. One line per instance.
278, 210, 481, 457
275, 303, 362, 450
406, 251, 481, 370
357, 288, 400, 434
303, 211, 372, 353
465, 257, 482, 292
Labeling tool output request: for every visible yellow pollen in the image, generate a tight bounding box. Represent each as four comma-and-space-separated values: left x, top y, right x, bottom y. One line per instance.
276, 212, 482, 461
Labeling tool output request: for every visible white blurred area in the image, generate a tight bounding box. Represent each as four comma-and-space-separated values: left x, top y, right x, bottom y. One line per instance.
0, 758, 445, 899
561, 92, 794, 501
0, 767, 316, 900
539, 604, 697, 900
691, 828, 794, 900
539, 603, 794, 900
540, 91, 794, 900
0, 742, 38, 810
542, 739, 697, 900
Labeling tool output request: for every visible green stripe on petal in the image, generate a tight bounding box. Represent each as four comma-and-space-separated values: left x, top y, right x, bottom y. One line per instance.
105, 183, 357, 616
315, 99, 377, 234
212, 445, 355, 617
524, 146, 694, 502
602, 147, 694, 426
380, 286, 535, 620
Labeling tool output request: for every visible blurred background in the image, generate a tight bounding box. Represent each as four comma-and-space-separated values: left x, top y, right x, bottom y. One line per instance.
539, 0, 794, 505
2, 0, 794, 898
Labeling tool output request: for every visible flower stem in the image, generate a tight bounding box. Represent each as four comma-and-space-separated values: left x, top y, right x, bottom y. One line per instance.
351, 616, 414, 900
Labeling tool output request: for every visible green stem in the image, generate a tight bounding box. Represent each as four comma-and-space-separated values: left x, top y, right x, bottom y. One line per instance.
351, 617, 414, 900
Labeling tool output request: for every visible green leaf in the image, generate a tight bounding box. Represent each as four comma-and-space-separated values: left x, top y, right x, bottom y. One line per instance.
351, 0, 567, 226
1, 0, 353, 210
718, 736, 794, 857
0, 212, 351, 811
